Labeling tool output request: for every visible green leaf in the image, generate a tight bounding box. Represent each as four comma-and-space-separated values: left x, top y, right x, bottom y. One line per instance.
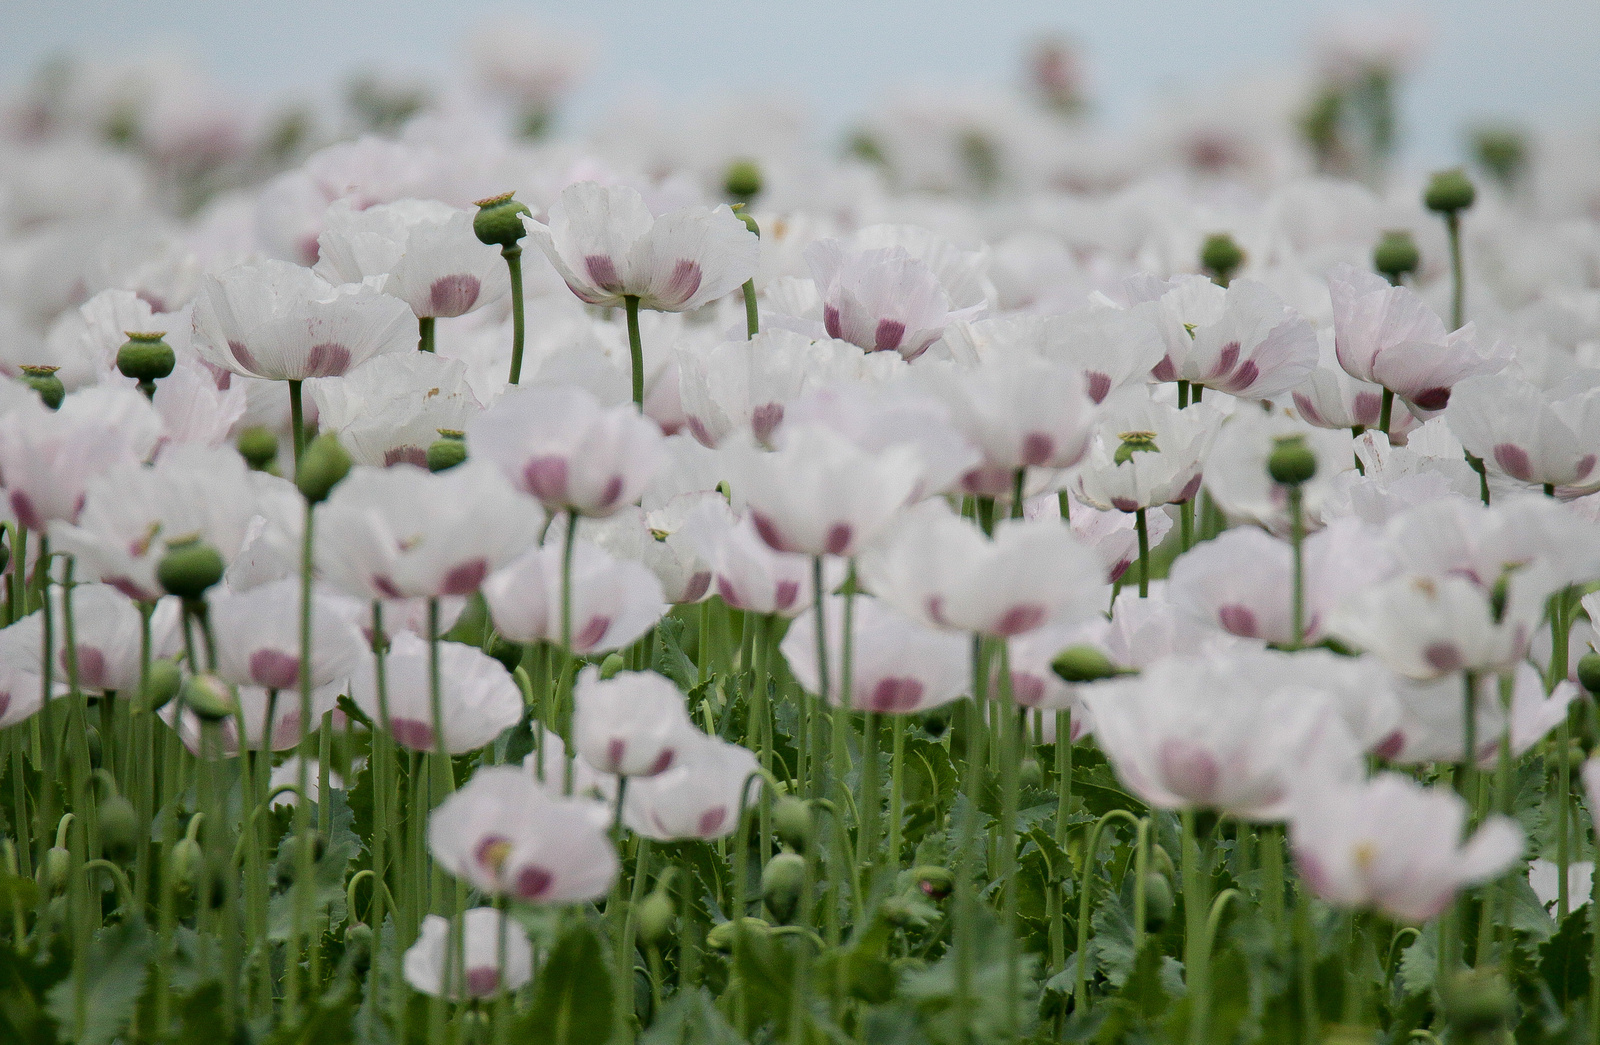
264, 983, 359, 1045
1538, 908, 1592, 1007
268, 784, 362, 942
900, 906, 1038, 1045
1397, 924, 1437, 997
44, 919, 153, 1045
516, 916, 614, 1045
654, 615, 699, 693
642, 987, 746, 1045
0, 936, 70, 1045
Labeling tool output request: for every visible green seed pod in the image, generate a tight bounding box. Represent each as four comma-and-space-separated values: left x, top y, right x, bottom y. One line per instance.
426, 430, 467, 472
1576, 652, 1600, 696
912, 865, 954, 901
1424, 168, 1476, 214
168, 837, 202, 892
40, 846, 71, 894
773, 796, 815, 853
1199, 233, 1245, 287
20, 365, 64, 410
139, 658, 183, 713
1051, 644, 1119, 683
296, 433, 352, 503
1113, 430, 1158, 466
1372, 230, 1420, 285
636, 889, 677, 947
724, 159, 763, 203
1018, 758, 1043, 790
237, 426, 279, 471
116, 331, 176, 387
473, 192, 532, 249
1472, 127, 1526, 189
97, 793, 139, 861
761, 852, 806, 924
157, 538, 225, 601
1267, 434, 1317, 486
706, 916, 771, 952
599, 652, 627, 680
1142, 872, 1174, 932
180, 673, 238, 722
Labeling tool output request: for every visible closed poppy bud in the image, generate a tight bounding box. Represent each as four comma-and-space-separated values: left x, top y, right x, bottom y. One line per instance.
98, 794, 139, 861
761, 852, 806, 924
181, 673, 238, 722
637, 890, 676, 946
1576, 652, 1600, 696
1052, 644, 1119, 683
40, 846, 71, 894
168, 837, 202, 892
297, 433, 352, 503
599, 652, 626, 680
139, 659, 183, 713
1142, 872, 1174, 931
20, 365, 64, 410
1442, 968, 1515, 1042
344, 922, 374, 974
707, 917, 771, 952
773, 796, 814, 853
473, 192, 532, 249
1019, 758, 1043, 789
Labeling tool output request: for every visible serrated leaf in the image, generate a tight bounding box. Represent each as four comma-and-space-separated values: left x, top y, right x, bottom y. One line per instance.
0, 936, 71, 1045
44, 919, 153, 1045
1538, 908, 1592, 1006
1398, 924, 1437, 997
900, 906, 1038, 1045
642, 987, 746, 1045
269, 785, 362, 942
516, 916, 614, 1045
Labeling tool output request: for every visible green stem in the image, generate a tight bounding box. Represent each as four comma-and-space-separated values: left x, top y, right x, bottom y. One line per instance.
1377, 387, 1394, 439
742, 280, 759, 339
624, 295, 645, 410
418, 315, 436, 353
1182, 809, 1211, 1045
504, 247, 525, 384
1075, 809, 1142, 1006
1445, 211, 1465, 330
288, 498, 317, 1016
1135, 508, 1150, 598
288, 379, 305, 471
1287, 485, 1305, 649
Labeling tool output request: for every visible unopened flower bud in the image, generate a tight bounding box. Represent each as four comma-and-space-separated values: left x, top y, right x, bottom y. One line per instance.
706, 916, 771, 952
1267, 435, 1317, 486
97, 794, 139, 861
1019, 758, 1043, 790
426, 430, 467, 473
1372, 230, 1420, 285
1150, 845, 1176, 881
181, 673, 238, 722
139, 658, 183, 713
1051, 644, 1119, 683
912, 866, 954, 901
1200, 233, 1245, 287
636, 890, 677, 947
881, 895, 916, 926
20, 365, 63, 410
116, 331, 175, 394
599, 652, 627, 680
237, 427, 279, 471
157, 538, 225, 601
40, 846, 71, 894
1442, 967, 1515, 1041
1114, 430, 1158, 466
344, 922, 374, 973
1142, 872, 1174, 931
1424, 168, 1476, 214
296, 433, 352, 503
725, 159, 763, 202
773, 796, 814, 853
168, 837, 203, 892
473, 192, 532, 249
85, 725, 102, 769
761, 852, 806, 924
1576, 652, 1600, 696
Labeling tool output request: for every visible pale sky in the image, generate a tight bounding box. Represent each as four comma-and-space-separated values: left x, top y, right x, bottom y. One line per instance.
3, 0, 1596, 166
